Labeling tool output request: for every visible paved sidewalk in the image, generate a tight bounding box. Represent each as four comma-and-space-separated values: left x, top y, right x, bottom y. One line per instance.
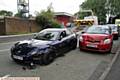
104, 48, 120, 80
0, 33, 34, 43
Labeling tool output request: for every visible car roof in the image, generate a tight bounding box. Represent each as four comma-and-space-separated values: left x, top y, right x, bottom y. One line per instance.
91, 25, 110, 29
40, 28, 68, 32
107, 24, 117, 26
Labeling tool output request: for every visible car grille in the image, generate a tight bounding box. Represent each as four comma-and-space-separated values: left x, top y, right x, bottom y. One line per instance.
86, 46, 99, 50
13, 43, 34, 56
86, 40, 100, 43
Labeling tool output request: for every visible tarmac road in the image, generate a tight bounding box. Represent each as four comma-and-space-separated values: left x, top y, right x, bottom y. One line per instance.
0, 39, 119, 80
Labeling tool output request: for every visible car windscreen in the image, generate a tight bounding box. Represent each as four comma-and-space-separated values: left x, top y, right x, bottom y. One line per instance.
86, 26, 110, 34
34, 30, 60, 41
110, 26, 117, 31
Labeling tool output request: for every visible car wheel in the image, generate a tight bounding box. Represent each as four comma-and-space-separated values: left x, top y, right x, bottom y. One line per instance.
79, 46, 84, 51
42, 53, 54, 65
115, 35, 119, 40
71, 39, 77, 50
107, 42, 113, 53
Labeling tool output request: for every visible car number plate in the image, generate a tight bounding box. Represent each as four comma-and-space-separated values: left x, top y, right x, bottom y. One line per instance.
13, 55, 23, 60
87, 44, 97, 48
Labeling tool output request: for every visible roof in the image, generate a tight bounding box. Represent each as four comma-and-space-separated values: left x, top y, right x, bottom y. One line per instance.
39, 28, 69, 33
91, 25, 110, 29
54, 12, 74, 17
107, 24, 117, 26
44, 28, 68, 31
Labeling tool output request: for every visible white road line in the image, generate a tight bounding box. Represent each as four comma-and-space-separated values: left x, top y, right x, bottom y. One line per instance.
0, 49, 9, 52
1, 74, 10, 80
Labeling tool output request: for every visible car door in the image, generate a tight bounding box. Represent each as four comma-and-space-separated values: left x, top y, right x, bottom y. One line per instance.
49, 31, 68, 55
60, 30, 77, 51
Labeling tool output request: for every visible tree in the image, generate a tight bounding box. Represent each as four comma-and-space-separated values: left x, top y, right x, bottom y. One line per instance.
109, 0, 120, 15
80, 0, 107, 24
0, 10, 13, 16
74, 11, 92, 19
35, 4, 61, 29
14, 12, 22, 17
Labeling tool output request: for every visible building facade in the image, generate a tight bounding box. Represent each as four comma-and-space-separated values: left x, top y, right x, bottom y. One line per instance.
54, 12, 74, 27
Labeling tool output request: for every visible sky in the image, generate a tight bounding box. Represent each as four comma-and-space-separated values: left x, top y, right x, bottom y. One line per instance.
0, 0, 85, 15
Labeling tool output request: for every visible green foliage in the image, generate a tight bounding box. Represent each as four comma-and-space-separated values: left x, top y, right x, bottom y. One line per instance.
35, 7, 61, 29
36, 13, 50, 29
0, 10, 13, 16
50, 20, 61, 28
109, 0, 120, 15
80, 0, 107, 24
75, 12, 92, 19
80, 0, 120, 24
14, 12, 22, 17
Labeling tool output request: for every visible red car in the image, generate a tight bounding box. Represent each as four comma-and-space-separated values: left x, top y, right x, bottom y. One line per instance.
79, 25, 113, 53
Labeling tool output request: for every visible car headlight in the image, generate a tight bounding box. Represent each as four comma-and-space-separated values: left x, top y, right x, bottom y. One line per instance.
79, 36, 83, 42
104, 39, 111, 44
31, 50, 37, 55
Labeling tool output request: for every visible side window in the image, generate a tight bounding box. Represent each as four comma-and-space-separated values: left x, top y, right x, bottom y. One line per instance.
60, 31, 67, 39
66, 30, 72, 36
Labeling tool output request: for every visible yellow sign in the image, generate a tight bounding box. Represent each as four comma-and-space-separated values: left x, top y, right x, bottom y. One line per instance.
74, 19, 94, 27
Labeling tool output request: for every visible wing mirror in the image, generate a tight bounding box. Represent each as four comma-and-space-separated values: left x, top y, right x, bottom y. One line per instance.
33, 33, 37, 38
81, 31, 85, 34
58, 36, 62, 41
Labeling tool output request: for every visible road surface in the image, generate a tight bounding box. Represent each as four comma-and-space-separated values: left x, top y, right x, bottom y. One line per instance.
0, 39, 119, 80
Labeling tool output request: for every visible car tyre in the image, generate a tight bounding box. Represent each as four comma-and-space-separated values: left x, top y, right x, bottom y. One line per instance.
42, 53, 54, 65
71, 39, 77, 50
107, 42, 113, 53
115, 35, 119, 40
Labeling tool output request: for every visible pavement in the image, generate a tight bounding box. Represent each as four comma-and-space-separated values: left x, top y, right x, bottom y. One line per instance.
0, 33, 33, 43
98, 39, 120, 80
102, 46, 120, 80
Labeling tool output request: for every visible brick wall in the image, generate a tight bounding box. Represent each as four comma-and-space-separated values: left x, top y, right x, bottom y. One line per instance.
0, 19, 6, 35
4, 17, 41, 34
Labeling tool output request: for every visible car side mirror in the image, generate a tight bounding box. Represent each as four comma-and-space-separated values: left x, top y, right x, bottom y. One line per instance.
58, 35, 64, 41
58, 36, 62, 41
33, 33, 37, 38
58, 38, 61, 41
81, 31, 85, 34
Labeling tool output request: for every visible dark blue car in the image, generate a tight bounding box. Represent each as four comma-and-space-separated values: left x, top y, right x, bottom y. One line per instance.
11, 28, 77, 65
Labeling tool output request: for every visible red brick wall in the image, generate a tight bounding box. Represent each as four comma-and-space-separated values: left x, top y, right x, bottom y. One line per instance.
0, 19, 5, 35
4, 17, 41, 34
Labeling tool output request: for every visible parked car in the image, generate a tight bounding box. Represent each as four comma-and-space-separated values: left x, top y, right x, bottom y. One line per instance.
11, 28, 77, 65
107, 24, 119, 40
79, 25, 113, 53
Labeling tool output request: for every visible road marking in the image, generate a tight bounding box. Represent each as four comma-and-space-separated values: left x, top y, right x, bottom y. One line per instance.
1, 74, 10, 79
0, 49, 9, 52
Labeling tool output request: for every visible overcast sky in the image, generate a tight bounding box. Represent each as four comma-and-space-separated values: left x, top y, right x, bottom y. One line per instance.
0, 0, 85, 15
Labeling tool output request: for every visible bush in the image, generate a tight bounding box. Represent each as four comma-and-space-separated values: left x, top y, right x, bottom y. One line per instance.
51, 20, 61, 28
